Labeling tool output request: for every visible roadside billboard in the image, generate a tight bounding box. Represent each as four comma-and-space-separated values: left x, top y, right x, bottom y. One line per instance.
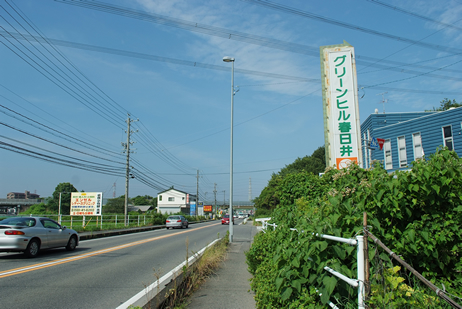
190, 202, 196, 216
320, 42, 362, 169
204, 205, 212, 212
70, 192, 102, 216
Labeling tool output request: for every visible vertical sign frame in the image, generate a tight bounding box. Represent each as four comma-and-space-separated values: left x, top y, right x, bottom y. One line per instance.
320, 41, 362, 169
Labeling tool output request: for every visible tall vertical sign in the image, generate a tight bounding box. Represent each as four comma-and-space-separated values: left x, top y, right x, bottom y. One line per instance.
320, 42, 362, 169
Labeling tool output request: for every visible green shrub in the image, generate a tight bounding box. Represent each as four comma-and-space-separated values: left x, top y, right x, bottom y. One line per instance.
247, 148, 462, 308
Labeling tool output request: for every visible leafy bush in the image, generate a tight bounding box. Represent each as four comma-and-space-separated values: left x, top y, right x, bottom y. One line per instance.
151, 212, 168, 225
247, 148, 462, 308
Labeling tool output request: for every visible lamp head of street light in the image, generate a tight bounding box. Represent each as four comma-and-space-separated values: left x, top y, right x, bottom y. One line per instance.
223, 56, 235, 62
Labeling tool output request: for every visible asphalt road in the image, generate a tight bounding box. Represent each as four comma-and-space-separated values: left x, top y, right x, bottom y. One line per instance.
0, 220, 236, 309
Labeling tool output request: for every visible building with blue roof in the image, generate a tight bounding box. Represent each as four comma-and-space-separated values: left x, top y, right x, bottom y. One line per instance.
360, 107, 462, 171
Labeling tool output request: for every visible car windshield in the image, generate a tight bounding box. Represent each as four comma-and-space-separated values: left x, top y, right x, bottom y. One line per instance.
0, 217, 36, 227
224, 215, 229, 218
167, 216, 180, 220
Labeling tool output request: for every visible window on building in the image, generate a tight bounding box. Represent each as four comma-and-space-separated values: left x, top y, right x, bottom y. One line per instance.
442, 125, 453, 150
168, 197, 175, 202
384, 139, 393, 170
182, 197, 185, 200
412, 132, 423, 160
397, 136, 407, 168
159, 195, 162, 201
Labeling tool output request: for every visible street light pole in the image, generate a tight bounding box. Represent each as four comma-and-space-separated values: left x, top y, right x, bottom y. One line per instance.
223, 56, 235, 243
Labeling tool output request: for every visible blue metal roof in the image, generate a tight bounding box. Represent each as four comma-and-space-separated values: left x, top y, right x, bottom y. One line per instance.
360, 108, 462, 171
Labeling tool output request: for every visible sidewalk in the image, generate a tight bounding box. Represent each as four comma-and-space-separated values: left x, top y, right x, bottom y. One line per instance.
187, 222, 257, 309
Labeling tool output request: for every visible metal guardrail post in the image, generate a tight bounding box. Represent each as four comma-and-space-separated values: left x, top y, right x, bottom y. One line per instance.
357, 235, 365, 309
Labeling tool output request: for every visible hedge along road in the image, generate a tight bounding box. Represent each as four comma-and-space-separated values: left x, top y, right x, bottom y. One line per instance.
0, 221, 227, 309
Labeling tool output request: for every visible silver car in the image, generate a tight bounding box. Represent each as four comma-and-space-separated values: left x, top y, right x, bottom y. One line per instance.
166, 215, 189, 229
0, 217, 79, 258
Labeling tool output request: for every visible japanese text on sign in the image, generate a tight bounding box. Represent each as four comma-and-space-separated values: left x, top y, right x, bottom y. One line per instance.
70, 192, 102, 216
321, 43, 361, 169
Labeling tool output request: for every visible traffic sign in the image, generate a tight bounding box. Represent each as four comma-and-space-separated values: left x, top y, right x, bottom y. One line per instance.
370, 137, 379, 150
377, 138, 385, 150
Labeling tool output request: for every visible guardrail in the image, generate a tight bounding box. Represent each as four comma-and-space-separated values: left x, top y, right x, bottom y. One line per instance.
260, 218, 365, 309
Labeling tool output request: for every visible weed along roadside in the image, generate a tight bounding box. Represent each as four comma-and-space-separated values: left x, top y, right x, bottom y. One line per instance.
119, 232, 229, 309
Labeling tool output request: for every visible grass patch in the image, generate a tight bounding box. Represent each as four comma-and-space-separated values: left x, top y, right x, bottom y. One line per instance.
160, 232, 229, 309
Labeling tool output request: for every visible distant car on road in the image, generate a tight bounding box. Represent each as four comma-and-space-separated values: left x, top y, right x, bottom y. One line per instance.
238, 214, 244, 219
166, 215, 189, 229
221, 214, 234, 225
0, 216, 79, 258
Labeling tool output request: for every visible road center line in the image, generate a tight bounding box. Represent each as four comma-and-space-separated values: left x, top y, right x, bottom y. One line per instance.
0, 223, 219, 279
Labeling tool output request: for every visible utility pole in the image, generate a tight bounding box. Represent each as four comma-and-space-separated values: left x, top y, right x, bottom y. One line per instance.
222, 190, 226, 209
196, 170, 199, 217
122, 114, 138, 226
249, 177, 252, 202
213, 183, 217, 219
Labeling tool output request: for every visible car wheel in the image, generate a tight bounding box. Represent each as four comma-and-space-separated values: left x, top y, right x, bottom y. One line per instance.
66, 235, 77, 251
25, 239, 40, 258
186, 224, 189, 228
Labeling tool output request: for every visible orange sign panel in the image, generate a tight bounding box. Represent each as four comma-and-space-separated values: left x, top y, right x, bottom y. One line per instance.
203, 205, 213, 212
336, 157, 358, 170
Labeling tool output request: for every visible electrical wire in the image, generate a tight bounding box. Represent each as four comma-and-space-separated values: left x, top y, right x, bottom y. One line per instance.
240, 0, 462, 54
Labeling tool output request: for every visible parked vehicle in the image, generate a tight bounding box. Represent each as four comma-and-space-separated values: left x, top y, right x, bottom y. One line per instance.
221, 214, 234, 225
0, 217, 79, 258
166, 215, 189, 229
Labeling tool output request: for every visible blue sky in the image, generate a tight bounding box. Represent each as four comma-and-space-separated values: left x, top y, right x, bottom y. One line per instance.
1, 0, 462, 203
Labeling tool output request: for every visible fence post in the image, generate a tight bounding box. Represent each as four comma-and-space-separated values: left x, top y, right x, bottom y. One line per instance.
101, 215, 103, 229
71, 216, 73, 229
83, 215, 86, 228
357, 235, 365, 309
138, 215, 140, 226
115, 215, 117, 227
363, 212, 370, 297
128, 215, 130, 226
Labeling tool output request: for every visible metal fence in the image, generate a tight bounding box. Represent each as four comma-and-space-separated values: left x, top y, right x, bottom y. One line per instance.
18, 214, 150, 230
259, 218, 365, 309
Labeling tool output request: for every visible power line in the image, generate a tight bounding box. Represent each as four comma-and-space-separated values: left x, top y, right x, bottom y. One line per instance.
365, 0, 462, 32
240, 0, 462, 54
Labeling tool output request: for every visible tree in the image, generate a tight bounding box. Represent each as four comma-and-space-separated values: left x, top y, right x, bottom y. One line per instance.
47, 182, 78, 215
132, 195, 153, 205
254, 146, 326, 211
103, 195, 127, 214
279, 146, 326, 177
433, 98, 462, 111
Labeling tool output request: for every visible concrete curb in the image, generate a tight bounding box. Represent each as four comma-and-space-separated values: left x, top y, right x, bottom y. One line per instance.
116, 237, 223, 309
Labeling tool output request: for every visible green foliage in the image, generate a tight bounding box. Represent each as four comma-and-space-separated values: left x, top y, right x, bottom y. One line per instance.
368, 266, 445, 308
253, 146, 326, 211
21, 203, 53, 215
132, 195, 156, 207
432, 98, 462, 111
103, 196, 126, 214
151, 212, 168, 225
247, 148, 462, 308
254, 208, 273, 218
47, 182, 78, 215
